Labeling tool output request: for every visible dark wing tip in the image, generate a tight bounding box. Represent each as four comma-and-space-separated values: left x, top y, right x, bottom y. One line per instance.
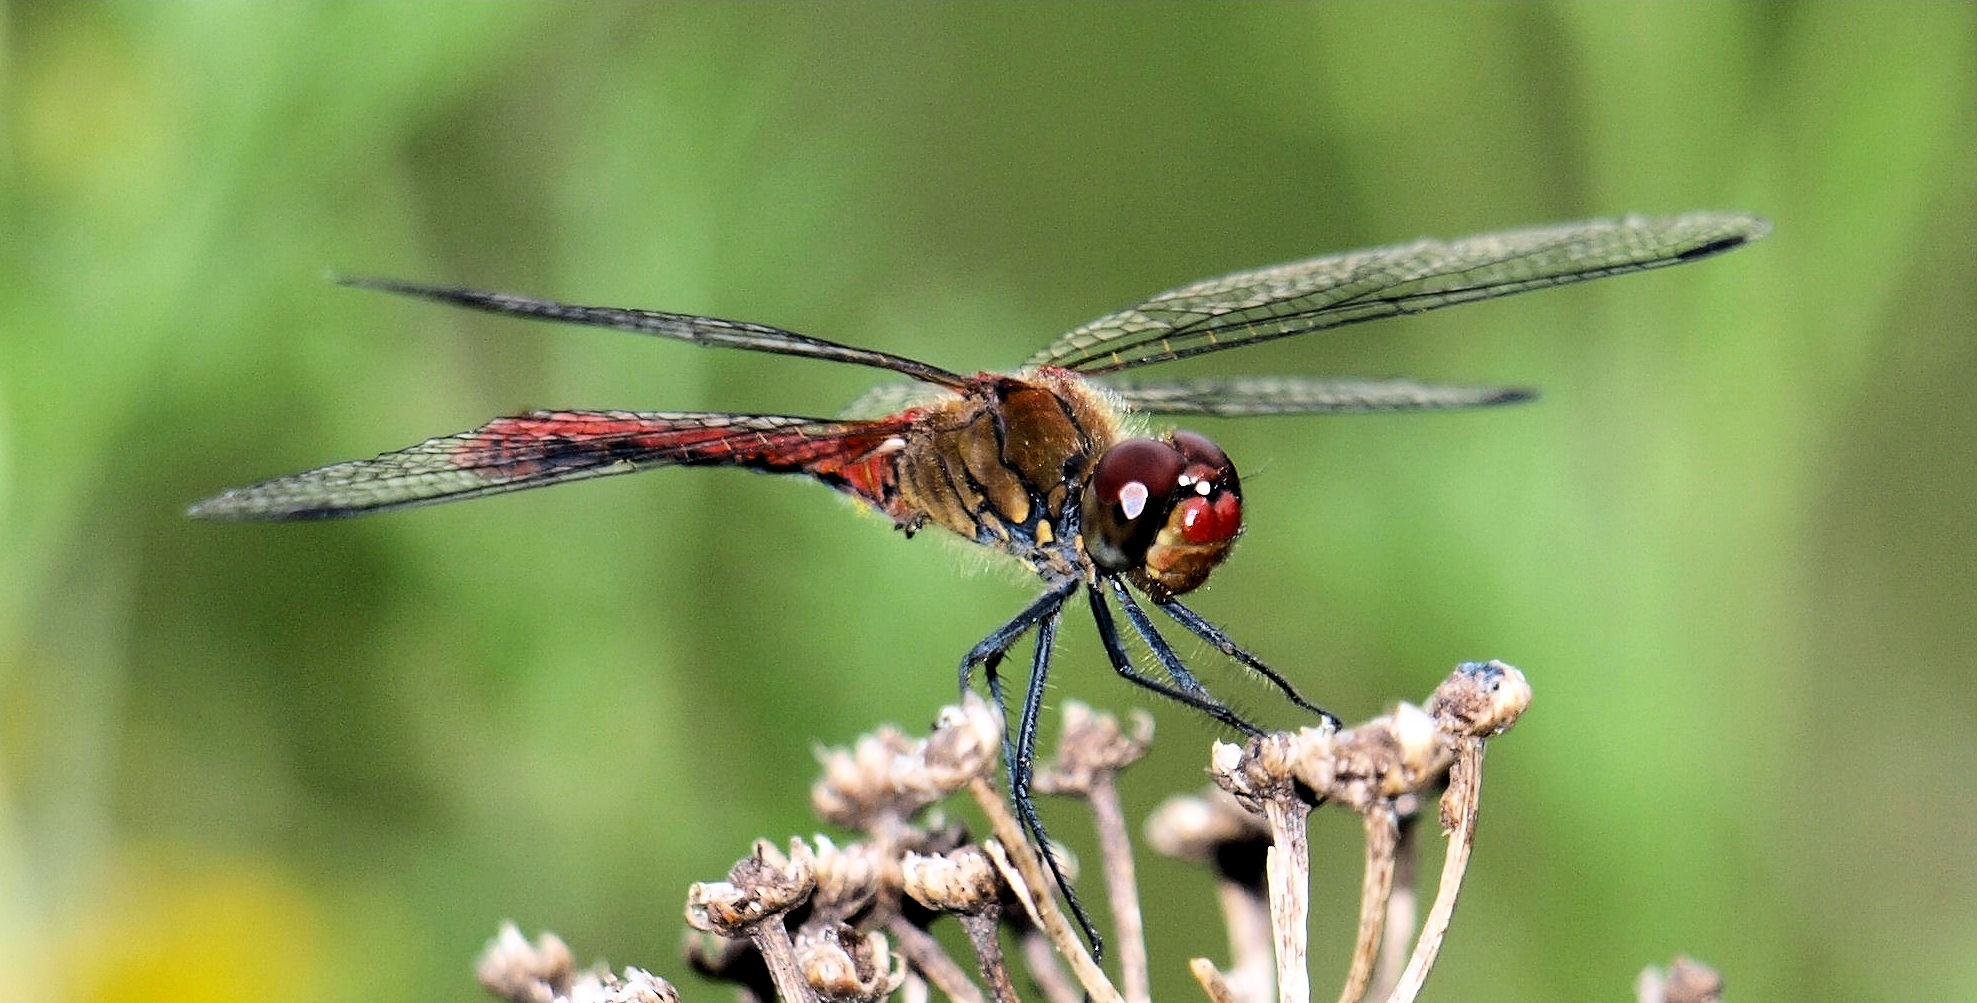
332, 273, 463, 302
1675, 213, 1773, 261
1489, 386, 1540, 406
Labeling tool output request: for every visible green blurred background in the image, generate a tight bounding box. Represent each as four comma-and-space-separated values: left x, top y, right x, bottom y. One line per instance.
6, 3, 1975, 1001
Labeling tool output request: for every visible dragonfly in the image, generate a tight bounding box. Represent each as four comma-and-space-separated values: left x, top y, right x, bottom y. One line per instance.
191, 212, 1768, 951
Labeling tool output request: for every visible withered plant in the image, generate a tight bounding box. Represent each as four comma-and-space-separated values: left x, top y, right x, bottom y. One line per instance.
474, 660, 1720, 1003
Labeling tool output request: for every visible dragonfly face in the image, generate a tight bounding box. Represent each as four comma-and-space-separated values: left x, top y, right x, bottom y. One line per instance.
1081, 430, 1242, 598
191, 212, 1770, 954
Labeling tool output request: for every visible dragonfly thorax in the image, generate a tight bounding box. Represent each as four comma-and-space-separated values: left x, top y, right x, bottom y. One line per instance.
1079, 430, 1241, 597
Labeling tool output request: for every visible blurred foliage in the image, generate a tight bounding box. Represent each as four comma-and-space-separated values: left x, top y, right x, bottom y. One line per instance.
4, 3, 1976, 1002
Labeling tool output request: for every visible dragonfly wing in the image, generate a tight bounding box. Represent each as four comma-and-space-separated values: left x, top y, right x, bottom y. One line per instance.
1106, 376, 1534, 416
837, 380, 953, 419
1027, 212, 1770, 374
188, 410, 915, 521
339, 277, 969, 389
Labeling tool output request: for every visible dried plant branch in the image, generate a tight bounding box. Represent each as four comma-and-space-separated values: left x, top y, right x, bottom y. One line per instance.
685, 840, 820, 1003
1209, 730, 1319, 1003
899, 845, 1009, 1003
793, 924, 908, 1003
1381, 738, 1483, 1003
1188, 957, 1241, 1003
957, 912, 1021, 1003
1146, 789, 1274, 1003
1366, 813, 1419, 1003
1017, 927, 1083, 1003
460, 660, 1634, 1003
1034, 702, 1156, 1003
1088, 770, 1149, 1003
882, 917, 985, 1003
1217, 881, 1276, 1003
974, 802, 1123, 1003
1335, 805, 1398, 1003
1203, 661, 1531, 1003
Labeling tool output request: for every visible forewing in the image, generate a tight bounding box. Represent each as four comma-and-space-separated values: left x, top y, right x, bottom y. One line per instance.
1028, 212, 1770, 374
1105, 376, 1533, 416
188, 410, 912, 520
339, 277, 969, 389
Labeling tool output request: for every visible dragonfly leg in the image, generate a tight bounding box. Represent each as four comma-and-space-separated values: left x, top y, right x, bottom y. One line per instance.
981, 653, 1017, 783
1088, 582, 1262, 736
1009, 600, 1106, 959
1106, 578, 1265, 735
960, 579, 1079, 696
1153, 595, 1341, 729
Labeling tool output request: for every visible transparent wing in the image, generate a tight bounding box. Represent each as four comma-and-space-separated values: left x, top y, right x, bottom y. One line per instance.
1105, 376, 1533, 416
836, 380, 954, 419
1028, 212, 1770, 374
340, 277, 969, 389
188, 410, 913, 521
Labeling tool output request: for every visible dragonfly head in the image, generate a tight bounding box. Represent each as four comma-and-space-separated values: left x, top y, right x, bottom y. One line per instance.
1080, 430, 1242, 596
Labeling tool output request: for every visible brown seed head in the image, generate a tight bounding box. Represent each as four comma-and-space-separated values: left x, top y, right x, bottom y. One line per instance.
1032, 701, 1153, 796
1144, 788, 1270, 863
1426, 660, 1531, 737
804, 835, 884, 924
900, 845, 1002, 914
793, 924, 906, 1003
476, 923, 575, 1003
685, 839, 817, 935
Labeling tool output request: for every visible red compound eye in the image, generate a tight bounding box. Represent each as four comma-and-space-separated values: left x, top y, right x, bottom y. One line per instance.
1176, 490, 1243, 544
1092, 439, 1184, 518
1170, 430, 1231, 475
1082, 438, 1186, 573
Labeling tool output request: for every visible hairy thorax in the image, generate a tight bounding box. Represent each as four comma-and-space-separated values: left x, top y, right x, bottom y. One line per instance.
890, 367, 1123, 580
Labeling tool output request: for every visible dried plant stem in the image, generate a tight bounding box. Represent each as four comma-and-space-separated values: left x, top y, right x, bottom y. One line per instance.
1336, 806, 1399, 1003
1383, 740, 1485, 1003
752, 923, 818, 1003
1368, 814, 1418, 1003
1018, 929, 1082, 1003
967, 777, 1124, 1003
884, 916, 987, 1003
1190, 957, 1242, 1003
1217, 881, 1275, 1003
958, 912, 1021, 1003
1260, 797, 1313, 1003
1088, 773, 1151, 1003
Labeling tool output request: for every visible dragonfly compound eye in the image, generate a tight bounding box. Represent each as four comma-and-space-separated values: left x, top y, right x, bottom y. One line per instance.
1081, 438, 1187, 574
1140, 430, 1242, 595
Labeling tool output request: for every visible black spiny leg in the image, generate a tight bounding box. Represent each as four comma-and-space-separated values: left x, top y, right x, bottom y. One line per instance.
1105, 578, 1266, 735
960, 581, 1077, 695
1008, 598, 1105, 958
1088, 581, 1262, 736
1154, 594, 1340, 729
958, 578, 1102, 955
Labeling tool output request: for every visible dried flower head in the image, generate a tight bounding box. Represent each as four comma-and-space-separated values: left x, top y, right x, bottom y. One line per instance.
805, 835, 884, 925
900, 845, 1002, 915
1032, 701, 1153, 796
1427, 659, 1532, 737
810, 697, 1003, 836
478, 923, 576, 1003
686, 839, 817, 935
793, 924, 907, 1003
1144, 788, 1270, 870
